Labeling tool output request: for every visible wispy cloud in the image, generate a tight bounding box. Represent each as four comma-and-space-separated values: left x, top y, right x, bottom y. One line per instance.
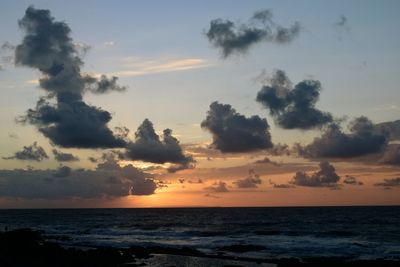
112, 57, 212, 77
104, 41, 115, 47
26, 57, 212, 84
26, 79, 39, 85
373, 104, 398, 111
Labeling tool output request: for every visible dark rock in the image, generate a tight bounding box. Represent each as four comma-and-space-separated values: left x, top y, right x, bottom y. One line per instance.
217, 244, 266, 253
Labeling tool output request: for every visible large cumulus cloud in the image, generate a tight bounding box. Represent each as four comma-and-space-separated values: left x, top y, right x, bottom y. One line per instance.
125, 119, 194, 172
15, 7, 126, 148
298, 117, 387, 158
290, 161, 341, 188
0, 156, 157, 199
256, 69, 333, 129
201, 101, 273, 152
206, 9, 300, 58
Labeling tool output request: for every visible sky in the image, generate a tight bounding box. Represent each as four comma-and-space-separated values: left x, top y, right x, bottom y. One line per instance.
0, 0, 399, 208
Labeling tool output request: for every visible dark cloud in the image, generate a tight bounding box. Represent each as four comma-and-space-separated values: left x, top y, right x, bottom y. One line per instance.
204, 181, 229, 193
0, 157, 157, 199
86, 75, 126, 94
374, 120, 400, 141
234, 169, 262, 188
201, 101, 273, 152
125, 119, 194, 172
52, 149, 79, 162
335, 15, 349, 28
267, 143, 291, 156
206, 9, 300, 58
254, 157, 280, 166
272, 183, 295, 189
298, 117, 387, 158
88, 156, 98, 163
178, 178, 203, 184
3, 142, 48, 162
343, 175, 363, 186
188, 179, 203, 184
256, 69, 333, 129
379, 144, 400, 165
53, 165, 72, 178
19, 97, 126, 148
15, 7, 126, 148
374, 177, 400, 189
290, 161, 341, 188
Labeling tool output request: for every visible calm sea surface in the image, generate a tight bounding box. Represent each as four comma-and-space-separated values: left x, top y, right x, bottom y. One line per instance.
0, 206, 399, 260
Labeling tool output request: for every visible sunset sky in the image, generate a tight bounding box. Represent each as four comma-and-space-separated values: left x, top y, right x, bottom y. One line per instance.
0, 0, 399, 208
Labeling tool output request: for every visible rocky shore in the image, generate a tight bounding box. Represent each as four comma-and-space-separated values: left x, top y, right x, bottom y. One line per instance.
0, 229, 398, 267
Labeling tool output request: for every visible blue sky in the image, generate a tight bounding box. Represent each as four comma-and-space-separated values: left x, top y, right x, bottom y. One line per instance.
1, 1, 399, 146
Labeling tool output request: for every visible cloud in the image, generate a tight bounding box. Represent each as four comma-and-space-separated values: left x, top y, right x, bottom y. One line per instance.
125, 119, 194, 172
204, 181, 229, 193
0, 41, 15, 70
333, 15, 351, 41
298, 117, 387, 158
204, 193, 221, 198
256, 69, 333, 129
374, 177, 400, 189
201, 101, 273, 152
1, 42, 15, 51
52, 149, 79, 162
188, 179, 203, 184
290, 161, 341, 188
104, 41, 115, 47
53, 165, 72, 177
178, 178, 203, 184
267, 143, 291, 156
272, 183, 295, 189
334, 15, 350, 32
374, 120, 400, 141
379, 144, 400, 165
335, 15, 349, 28
206, 9, 300, 58
85, 75, 126, 94
0, 156, 157, 199
3, 142, 48, 162
88, 156, 98, 163
19, 97, 126, 148
343, 175, 363, 186
273, 184, 294, 188
234, 169, 262, 188
253, 157, 279, 166
112, 58, 210, 77
15, 7, 126, 148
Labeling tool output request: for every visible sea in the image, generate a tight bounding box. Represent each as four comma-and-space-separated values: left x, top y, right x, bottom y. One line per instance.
0, 206, 399, 261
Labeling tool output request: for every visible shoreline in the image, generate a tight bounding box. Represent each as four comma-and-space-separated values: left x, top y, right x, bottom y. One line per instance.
0, 205, 399, 210
0, 229, 399, 267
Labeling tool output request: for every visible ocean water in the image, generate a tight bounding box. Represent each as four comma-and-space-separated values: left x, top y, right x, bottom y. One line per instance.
0, 206, 399, 260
